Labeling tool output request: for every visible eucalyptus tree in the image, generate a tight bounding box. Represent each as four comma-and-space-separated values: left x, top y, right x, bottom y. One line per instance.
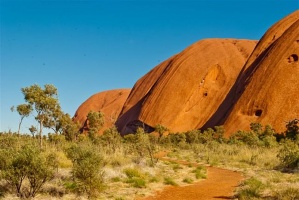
11, 104, 33, 135
20, 84, 60, 148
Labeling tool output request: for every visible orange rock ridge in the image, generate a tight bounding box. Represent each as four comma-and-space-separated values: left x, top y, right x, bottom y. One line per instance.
116, 39, 257, 134
73, 89, 131, 134
74, 10, 299, 137
223, 11, 299, 135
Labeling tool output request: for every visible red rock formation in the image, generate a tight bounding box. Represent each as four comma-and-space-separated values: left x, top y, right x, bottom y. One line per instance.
73, 89, 131, 134
223, 10, 299, 135
116, 39, 257, 134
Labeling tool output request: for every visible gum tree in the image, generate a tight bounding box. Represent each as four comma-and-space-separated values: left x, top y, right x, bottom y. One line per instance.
21, 84, 60, 148
11, 104, 33, 135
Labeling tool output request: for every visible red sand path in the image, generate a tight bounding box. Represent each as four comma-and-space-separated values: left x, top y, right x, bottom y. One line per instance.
140, 152, 243, 200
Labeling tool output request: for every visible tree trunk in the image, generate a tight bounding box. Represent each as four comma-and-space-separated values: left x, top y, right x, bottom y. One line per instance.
17, 117, 24, 136
39, 120, 43, 149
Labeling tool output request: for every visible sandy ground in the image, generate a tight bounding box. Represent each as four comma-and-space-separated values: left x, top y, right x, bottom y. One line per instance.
139, 152, 243, 200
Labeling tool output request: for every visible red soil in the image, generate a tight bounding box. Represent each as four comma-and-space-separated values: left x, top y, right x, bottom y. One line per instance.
139, 152, 243, 200
142, 167, 242, 200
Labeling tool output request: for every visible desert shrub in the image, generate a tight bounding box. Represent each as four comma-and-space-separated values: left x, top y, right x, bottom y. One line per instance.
185, 130, 200, 144
182, 177, 193, 184
101, 126, 122, 153
285, 119, 299, 141
273, 187, 299, 200
229, 130, 261, 147
111, 177, 121, 182
125, 129, 158, 166
237, 177, 265, 200
154, 124, 169, 138
0, 144, 57, 198
169, 133, 186, 147
123, 168, 146, 188
65, 144, 104, 197
126, 177, 146, 188
192, 166, 207, 179
277, 139, 299, 170
198, 128, 214, 144
123, 168, 142, 179
163, 177, 178, 186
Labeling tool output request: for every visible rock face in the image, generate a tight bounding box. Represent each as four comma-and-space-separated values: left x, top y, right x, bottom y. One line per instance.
116, 39, 257, 134
222, 11, 299, 135
73, 89, 131, 134
75, 11, 298, 137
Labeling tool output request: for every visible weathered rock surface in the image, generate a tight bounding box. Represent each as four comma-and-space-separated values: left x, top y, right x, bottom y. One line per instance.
73, 89, 131, 134
223, 10, 299, 135
116, 39, 257, 134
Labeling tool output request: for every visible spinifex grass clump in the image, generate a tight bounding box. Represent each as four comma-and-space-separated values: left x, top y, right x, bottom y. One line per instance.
123, 168, 146, 188
237, 177, 265, 200
192, 166, 207, 179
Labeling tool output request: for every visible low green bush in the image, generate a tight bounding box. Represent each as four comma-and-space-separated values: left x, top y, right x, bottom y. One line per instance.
237, 177, 264, 200
182, 177, 193, 184
164, 177, 178, 186
277, 139, 299, 170
192, 166, 207, 179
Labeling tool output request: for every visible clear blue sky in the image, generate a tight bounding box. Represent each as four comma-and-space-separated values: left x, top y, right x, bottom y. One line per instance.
1, 0, 298, 133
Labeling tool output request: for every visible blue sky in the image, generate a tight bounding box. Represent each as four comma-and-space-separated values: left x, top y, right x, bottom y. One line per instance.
1, 0, 298, 133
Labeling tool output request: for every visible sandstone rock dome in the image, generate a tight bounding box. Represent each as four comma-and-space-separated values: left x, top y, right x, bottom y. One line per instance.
116, 39, 257, 134
73, 89, 131, 134
222, 10, 299, 135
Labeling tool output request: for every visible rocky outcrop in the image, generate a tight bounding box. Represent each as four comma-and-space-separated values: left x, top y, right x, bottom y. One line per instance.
75, 10, 299, 137
222, 11, 299, 135
73, 89, 131, 134
116, 39, 257, 134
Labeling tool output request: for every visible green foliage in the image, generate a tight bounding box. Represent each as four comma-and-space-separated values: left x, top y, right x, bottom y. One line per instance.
192, 166, 207, 179
185, 130, 200, 144
237, 177, 264, 200
124, 129, 158, 166
169, 133, 186, 147
123, 168, 146, 188
126, 177, 146, 188
285, 119, 299, 141
229, 130, 260, 147
20, 84, 61, 148
163, 177, 178, 186
277, 139, 299, 170
198, 128, 215, 144
101, 126, 122, 153
11, 104, 33, 135
63, 120, 80, 141
123, 168, 142, 179
65, 143, 104, 197
0, 144, 57, 198
87, 111, 105, 140
274, 188, 299, 200
154, 124, 169, 137
182, 177, 193, 184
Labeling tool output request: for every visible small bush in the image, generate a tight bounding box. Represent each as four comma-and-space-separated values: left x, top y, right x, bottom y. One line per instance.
237, 177, 264, 200
65, 144, 105, 198
277, 140, 299, 170
273, 188, 299, 200
149, 176, 159, 183
126, 177, 146, 188
123, 168, 142, 179
183, 177, 193, 184
0, 144, 57, 198
164, 177, 178, 186
192, 166, 207, 179
111, 177, 121, 182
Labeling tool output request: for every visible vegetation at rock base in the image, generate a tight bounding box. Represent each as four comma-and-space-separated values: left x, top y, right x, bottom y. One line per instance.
1, 84, 299, 199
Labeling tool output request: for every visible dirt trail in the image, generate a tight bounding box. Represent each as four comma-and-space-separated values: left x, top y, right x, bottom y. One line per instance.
141, 152, 243, 200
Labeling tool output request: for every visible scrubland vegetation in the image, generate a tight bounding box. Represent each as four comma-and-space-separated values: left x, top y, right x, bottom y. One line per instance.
1, 120, 299, 200
1, 84, 298, 199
